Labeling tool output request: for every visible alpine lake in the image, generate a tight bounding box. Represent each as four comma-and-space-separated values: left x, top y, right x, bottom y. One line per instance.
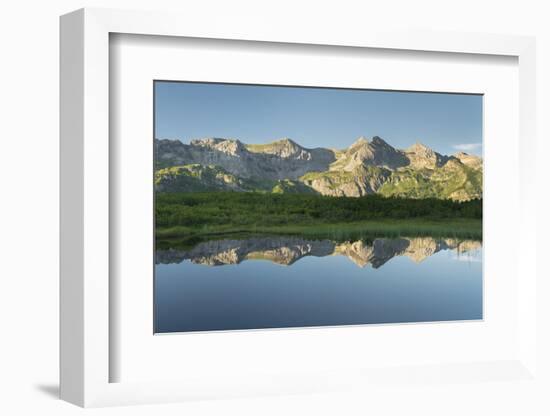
154, 232, 482, 333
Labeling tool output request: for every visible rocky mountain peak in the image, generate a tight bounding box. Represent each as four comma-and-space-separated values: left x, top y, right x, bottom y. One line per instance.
343, 135, 408, 171
269, 137, 303, 156
407, 141, 433, 154
190, 137, 246, 155
371, 136, 390, 146
350, 136, 369, 147
278, 137, 297, 145
189, 137, 224, 146
404, 141, 449, 169
245, 137, 310, 159
453, 151, 482, 168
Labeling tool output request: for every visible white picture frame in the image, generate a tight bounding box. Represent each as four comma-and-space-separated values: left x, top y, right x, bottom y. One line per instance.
60, 7, 538, 407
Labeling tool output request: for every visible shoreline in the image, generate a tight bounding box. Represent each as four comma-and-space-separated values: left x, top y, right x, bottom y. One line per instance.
156, 218, 482, 241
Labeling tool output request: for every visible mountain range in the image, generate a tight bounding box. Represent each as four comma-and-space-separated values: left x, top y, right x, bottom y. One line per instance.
155, 136, 483, 201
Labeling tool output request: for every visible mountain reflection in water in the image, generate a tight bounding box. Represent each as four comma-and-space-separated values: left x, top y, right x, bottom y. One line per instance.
154, 235, 483, 332
156, 236, 482, 269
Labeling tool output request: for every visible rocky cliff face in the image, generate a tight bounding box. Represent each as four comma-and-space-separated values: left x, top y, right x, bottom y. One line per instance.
155, 164, 253, 192
405, 142, 450, 169
337, 136, 410, 171
155, 136, 483, 201
454, 151, 483, 169
156, 137, 335, 180
300, 165, 392, 197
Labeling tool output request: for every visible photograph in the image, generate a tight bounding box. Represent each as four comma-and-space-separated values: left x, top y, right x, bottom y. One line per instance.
153, 81, 483, 333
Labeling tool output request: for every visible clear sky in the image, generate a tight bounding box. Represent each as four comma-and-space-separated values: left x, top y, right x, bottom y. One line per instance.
154, 81, 483, 156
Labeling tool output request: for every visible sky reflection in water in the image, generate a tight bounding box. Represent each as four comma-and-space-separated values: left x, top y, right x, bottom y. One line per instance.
154, 236, 483, 333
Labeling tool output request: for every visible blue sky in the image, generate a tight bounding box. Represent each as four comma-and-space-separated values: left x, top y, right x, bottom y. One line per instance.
154, 81, 483, 156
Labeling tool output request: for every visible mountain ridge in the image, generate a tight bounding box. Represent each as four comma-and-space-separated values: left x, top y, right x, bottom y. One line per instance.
155, 136, 482, 201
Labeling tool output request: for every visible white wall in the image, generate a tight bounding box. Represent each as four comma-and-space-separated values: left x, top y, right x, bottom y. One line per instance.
1, 0, 548, 415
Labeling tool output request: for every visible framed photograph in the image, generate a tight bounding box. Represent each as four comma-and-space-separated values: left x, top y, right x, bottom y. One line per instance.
60, 8, 538, 407
153, 81, 484, 334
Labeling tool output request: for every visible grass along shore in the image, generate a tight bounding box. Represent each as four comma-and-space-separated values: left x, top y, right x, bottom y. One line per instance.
155, 192, 482, 244
156, 218, 482, 242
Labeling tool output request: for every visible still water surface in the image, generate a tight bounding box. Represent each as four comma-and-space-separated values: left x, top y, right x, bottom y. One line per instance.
154, 236, 482, 333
